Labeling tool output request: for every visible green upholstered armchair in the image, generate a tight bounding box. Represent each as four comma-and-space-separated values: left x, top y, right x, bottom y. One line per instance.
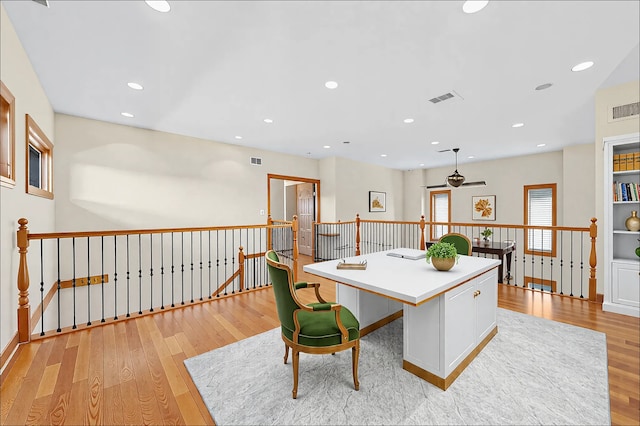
265, 250, 360, 399
439, 232, 472, 256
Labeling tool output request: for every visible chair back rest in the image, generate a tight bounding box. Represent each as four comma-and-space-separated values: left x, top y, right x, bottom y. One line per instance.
265, 250, 300, 331
439, 233, 472, 255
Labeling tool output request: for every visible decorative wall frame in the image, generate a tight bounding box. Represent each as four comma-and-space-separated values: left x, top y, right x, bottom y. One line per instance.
472, 195, 495, 221
369, 191, 386, 212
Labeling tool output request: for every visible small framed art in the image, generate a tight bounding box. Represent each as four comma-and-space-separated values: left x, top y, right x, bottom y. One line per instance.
472, 195, 495, 221
369, 191, 386, 212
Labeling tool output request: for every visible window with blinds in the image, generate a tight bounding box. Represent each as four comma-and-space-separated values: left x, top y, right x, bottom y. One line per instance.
524, 183, 556, 256
430, 190, 451, 240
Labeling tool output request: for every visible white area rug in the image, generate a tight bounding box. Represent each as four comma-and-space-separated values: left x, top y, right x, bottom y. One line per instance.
184, 308, 609, 425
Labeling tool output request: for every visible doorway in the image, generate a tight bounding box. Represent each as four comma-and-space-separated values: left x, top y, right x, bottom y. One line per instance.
267, 174, 320, 256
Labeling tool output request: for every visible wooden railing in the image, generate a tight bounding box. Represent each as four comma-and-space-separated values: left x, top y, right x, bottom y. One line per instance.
15, 217, 298, 343
15, 213, 597, 345
313, 214, 598, 301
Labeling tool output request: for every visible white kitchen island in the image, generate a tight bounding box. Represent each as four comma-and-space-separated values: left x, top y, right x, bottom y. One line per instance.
303, 248, 501, 390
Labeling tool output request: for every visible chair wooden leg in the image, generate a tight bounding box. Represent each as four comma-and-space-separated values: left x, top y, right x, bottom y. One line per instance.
292, 350, 300, 399
352, 341, 360, 391
284, 343, 289, 364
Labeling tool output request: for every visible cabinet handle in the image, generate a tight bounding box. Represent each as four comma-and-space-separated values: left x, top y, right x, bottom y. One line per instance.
473, 290, 481, 298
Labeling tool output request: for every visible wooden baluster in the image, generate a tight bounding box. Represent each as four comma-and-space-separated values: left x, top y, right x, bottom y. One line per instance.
419, 215, 426, 250
355, 214, 361, 256
267, 215, 273, 251
589, 217, 597, 302
292, 215, 299, 282
17, 218, 31, 343
238, 246, 245, 292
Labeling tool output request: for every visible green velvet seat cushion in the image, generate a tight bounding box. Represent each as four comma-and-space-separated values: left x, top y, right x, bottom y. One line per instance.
281, 303, 360, 347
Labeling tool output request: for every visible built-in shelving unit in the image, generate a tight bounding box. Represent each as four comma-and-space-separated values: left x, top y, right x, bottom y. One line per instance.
603, 133, 640, 317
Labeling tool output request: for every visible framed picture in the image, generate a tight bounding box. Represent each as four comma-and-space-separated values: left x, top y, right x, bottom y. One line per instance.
472, 195, 496, 221
369, 191, 386, 212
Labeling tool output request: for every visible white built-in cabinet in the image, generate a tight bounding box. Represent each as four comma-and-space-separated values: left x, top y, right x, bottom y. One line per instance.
603, 133, 640, 317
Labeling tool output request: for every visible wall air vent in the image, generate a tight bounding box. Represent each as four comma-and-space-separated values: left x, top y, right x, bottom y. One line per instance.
428, 90, 464, 104
609, 101, 640, 122
250, 157, 262, 166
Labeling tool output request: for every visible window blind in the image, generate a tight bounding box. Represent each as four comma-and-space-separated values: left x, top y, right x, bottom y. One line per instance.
527, 188, 553, 251
432, 193, 449, 239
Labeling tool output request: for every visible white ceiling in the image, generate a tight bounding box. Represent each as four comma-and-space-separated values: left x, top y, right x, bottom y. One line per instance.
3, 0, 639, 170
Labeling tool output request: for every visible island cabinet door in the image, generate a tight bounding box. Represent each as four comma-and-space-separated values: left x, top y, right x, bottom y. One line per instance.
444, 279, 476, 374
475, 268, 498, 342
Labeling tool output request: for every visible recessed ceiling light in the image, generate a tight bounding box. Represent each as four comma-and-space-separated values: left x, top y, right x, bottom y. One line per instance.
145, 1, 171, 13
323, 145, 331, 149
404, 118, 414, 124
325, 81, 338, 89
512, 123, 524, 128
263, 118, 273, 123
535, 83, 553, 91
462, 0, 489, 14
431, 141, 440, 145
537, 143, 546, 147
381, 154, 387, 157
467, 156, 475, 159
121, 112, 134, 118
235, 136, 242, 140
419, 163, 425, 167
127, 82, 143, 90
571, 61, 594, 72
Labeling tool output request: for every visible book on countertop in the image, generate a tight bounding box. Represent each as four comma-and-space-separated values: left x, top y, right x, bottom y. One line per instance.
387, 248, 427, 260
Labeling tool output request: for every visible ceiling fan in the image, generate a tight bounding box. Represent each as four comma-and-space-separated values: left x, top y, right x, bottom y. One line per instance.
424, 148, 487, 189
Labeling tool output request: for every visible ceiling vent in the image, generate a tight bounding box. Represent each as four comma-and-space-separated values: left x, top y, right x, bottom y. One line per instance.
428, 90, 464, 104
250, 157, 262, 166
609, 101, 640, 122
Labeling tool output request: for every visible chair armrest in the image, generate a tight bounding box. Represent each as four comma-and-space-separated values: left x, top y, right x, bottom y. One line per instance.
294, 281, 327, 303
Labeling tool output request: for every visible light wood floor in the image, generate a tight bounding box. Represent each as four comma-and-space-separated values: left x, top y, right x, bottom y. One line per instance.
1, 258, 639, 425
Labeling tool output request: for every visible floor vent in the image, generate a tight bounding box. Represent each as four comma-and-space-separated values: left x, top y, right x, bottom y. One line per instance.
250, 157, 262, 166
428, 90, 463, 104
609, 101, 640, 122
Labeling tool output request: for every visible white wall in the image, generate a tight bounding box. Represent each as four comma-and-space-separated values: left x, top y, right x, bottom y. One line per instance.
331, 156, 405, 222
421, 150, 567, 225
0, 5, 56, 354
54, 114, 320, 231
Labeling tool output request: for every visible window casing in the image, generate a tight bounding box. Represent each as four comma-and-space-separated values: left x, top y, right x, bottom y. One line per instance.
524, 276, 557, 293
430, 190, 451, 240
523, 183, 556, 256
25, 114, 53, 199
0, 81, 16, 187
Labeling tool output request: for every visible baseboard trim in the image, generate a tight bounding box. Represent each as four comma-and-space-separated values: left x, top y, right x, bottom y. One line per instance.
403, 326, 498, 390
0, 332, 19, 385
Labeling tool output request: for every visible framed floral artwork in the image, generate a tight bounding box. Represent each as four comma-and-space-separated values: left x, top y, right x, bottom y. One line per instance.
369, 191, 386, 212
472, 195, 495, 221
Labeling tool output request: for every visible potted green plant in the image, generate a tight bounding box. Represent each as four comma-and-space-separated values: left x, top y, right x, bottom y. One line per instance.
481, 228, 493, 245
426, 241, 459, 271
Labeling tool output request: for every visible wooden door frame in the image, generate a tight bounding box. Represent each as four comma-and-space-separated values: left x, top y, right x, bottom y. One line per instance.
267, 174, 321, 221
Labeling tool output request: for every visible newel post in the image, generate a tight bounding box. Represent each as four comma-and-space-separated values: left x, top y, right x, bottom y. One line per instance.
238, 246, 245, 292
355, 214, 361, 256
292, 215, 299, 282
589, 217, 598, 302
17, 218, 31, 343
266, 215, 273, 251
419, 215, 426, 250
